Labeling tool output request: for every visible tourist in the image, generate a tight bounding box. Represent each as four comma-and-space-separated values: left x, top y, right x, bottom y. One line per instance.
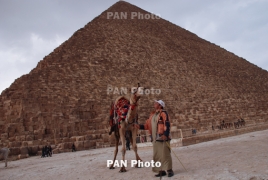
241, 118, 245, 126
48, 145, 52, 157
45, 146, 50, 157
237, 119, 241, 128
45, 146, 49, 157
137, 100, 174, 177
41, 146, 46, 158
72, 143, 76, 152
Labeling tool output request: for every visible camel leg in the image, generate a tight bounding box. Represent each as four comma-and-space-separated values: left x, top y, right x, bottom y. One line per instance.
109, 137, 119, 169
119, 125, 127, 172
5, 158, 7, 167
129, 133, 141, 164
131, 127, 142, 168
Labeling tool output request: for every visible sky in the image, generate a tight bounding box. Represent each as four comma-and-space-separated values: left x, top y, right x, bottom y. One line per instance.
0, 0, 268, 93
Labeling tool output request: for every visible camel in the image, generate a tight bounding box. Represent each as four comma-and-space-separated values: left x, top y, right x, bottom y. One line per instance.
109, 86, 143, 172
0, 147, 10, 167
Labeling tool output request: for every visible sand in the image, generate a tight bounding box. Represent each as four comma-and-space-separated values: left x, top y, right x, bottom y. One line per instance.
1, 130, 268, 180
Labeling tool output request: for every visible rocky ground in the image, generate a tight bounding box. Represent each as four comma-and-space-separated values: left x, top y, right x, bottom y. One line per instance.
1, 130, 268, 180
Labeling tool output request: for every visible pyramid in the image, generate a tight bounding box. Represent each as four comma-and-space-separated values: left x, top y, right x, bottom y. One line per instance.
1, 1, 268, 159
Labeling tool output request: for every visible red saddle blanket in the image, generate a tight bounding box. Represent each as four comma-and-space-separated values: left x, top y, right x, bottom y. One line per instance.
109, 97, 130, 126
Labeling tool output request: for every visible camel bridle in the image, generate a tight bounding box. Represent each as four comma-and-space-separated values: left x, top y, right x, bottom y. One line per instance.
127, 93, 140, 125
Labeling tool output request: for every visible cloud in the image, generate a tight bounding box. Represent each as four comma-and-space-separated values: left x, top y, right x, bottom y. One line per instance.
30, 33, 64, 57
0, 33, 65, 92
168, 0, 268, 71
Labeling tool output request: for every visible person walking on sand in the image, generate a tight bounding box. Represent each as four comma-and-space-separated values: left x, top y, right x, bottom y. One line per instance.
137, 100, 174, 177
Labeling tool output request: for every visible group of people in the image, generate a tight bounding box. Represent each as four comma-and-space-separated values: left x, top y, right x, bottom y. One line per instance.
234, 118, 246, 128
41, 144, 76, 158
216, 120, 233, 130
41, 145, 52, 158
213, 118, 246, 130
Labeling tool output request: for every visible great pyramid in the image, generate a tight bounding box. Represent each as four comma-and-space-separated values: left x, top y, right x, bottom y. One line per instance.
1, 1, 268, 159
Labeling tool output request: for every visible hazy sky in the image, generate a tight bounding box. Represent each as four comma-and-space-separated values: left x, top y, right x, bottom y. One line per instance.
0, 0, 268, 93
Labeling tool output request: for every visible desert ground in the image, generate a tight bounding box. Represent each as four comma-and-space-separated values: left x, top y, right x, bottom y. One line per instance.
1, 130, 268, 180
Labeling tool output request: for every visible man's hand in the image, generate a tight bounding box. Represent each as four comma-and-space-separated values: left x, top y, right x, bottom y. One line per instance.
161, 135, 167, 141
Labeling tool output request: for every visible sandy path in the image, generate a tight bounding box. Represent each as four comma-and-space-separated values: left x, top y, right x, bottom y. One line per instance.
1, 130, 268, 180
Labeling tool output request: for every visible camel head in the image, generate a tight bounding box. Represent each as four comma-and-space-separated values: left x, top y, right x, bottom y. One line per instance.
126, 85, 144, 124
